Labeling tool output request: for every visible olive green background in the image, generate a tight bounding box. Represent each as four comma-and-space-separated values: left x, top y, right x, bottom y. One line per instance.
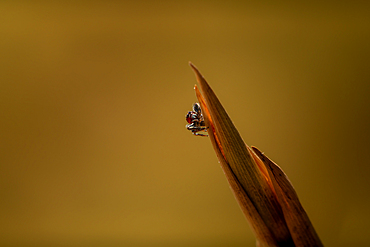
1, 1, 369, 246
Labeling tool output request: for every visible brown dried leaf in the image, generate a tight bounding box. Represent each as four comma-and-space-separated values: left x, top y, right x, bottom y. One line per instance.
190, 62, 294, 247
189, 62, 323, 247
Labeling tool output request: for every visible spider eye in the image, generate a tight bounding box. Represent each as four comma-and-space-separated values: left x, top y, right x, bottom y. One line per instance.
193, 103, 201, 113
185, 112, 192, 124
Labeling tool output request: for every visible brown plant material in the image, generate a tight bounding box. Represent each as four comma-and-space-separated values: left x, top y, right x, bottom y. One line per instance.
189, 62, 323, 247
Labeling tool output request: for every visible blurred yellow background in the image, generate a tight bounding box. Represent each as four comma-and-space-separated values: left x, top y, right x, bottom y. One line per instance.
1, 1, 370, 246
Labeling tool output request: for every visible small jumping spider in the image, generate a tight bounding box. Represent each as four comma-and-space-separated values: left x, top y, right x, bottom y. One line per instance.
185, 103, 208, 137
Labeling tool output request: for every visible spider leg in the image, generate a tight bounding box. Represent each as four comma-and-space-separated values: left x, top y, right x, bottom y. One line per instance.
186, 122, 209, 137
191, 126, 208, 137
193, 132, 208, 137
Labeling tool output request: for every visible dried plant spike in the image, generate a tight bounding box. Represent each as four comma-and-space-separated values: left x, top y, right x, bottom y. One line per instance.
190, 63, 293, 246
188, 62, 323, 247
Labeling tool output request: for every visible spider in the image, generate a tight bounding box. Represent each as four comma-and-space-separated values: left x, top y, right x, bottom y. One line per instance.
185, 103, 208, 137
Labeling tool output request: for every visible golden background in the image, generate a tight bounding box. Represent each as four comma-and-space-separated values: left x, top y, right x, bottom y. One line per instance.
1, 1, 369, 246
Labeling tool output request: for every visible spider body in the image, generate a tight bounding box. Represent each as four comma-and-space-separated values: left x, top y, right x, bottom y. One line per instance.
185, 103, 208, 137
